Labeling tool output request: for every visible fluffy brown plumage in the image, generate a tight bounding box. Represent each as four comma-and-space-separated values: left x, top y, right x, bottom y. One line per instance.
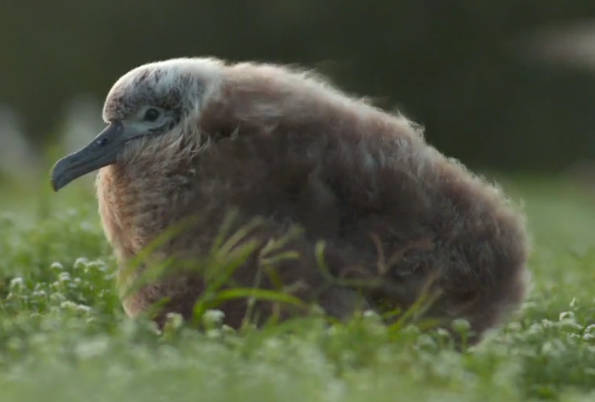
52, 58, 529, 340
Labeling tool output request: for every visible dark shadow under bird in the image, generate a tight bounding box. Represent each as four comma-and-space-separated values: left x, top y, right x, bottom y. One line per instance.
51, 58, 529, 341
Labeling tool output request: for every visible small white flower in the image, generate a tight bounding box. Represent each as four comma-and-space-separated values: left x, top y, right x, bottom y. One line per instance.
9, 277, 24, 290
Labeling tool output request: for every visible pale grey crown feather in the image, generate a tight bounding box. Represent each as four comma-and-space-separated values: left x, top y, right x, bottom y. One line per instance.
102, 58, 224, 123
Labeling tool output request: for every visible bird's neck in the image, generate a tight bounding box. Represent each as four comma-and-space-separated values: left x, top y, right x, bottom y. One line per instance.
96, 130, 200, 262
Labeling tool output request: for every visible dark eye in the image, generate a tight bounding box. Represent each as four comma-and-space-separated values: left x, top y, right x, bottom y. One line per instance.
143, 108, 160, 122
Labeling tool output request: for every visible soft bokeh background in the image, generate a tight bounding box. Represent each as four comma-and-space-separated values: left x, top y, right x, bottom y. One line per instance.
2, 0, 595, 178
1, 4, 594, 401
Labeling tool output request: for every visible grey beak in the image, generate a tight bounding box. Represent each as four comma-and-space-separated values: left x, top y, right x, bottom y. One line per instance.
51, 122, 124, 191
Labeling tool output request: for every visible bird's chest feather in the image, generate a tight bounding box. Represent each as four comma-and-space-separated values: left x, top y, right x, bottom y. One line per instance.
96, 159, 196, 262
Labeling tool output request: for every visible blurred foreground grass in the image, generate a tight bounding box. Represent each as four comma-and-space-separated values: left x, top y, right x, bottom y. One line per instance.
0, 173, 593, 402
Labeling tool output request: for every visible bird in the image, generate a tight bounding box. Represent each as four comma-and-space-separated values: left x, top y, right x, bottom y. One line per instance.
51, 57, 529, 340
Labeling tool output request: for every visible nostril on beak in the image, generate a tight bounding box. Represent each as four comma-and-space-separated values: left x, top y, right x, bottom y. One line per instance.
97, 138, 109, 146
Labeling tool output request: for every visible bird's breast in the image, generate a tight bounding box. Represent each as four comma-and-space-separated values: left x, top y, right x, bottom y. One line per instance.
97, 161, 195, 263
97, 165, 141, 261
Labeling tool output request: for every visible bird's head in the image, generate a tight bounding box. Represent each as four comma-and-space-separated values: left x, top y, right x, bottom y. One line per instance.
51, 58, 223, 191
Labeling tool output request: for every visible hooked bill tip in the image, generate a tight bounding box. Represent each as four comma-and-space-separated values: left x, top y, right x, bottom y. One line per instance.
50, 171, 62, 192
50, 158, 70, 192
50, 177, 60, 192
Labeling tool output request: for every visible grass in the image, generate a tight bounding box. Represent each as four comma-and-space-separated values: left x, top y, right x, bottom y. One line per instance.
0, 173, 593, 402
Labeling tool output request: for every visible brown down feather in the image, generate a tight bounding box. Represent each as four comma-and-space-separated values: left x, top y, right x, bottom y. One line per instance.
94, 58, 529, 341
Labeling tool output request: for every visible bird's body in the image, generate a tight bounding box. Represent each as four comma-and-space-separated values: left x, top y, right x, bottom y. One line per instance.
53, 58, 528, 339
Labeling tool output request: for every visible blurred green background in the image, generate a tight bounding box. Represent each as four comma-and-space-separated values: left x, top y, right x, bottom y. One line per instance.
1, 0, 595, 177
0, 4, 594, 401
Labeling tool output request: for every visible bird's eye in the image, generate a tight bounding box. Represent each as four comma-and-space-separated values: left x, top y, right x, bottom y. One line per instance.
143, 108, 160, 122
